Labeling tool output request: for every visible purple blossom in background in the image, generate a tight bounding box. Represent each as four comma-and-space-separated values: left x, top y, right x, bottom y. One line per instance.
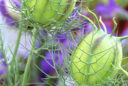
0, 54, 7, 75
55, 32, 74, 50
121, 28, 128, 36
40, 51, 65, 76
55, 32, 67, 44
101, 24, 116, 36
11, 0, 21, 9
95, 0, 128, 19
0, 0, 21, 26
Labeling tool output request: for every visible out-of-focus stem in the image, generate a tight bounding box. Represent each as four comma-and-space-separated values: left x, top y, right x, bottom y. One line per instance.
119, 36, 128, 41
78, 12, 98, 30
21, 27, 38, 86
86, 8, 101, 29
8, 0, 24, 85
111, 17, 117, 37
119, 66, 128, 77
99, 16, 107, 33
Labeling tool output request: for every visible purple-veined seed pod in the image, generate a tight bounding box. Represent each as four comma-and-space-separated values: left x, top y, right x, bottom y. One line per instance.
0, 0, 21, 26
71, 29, 123, 85
71, 9, 128, 86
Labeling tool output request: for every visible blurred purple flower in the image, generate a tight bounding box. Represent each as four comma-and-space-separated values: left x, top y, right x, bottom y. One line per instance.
11, 0, 21, 9
0, 54, 7, 75
40, 51, 65, 76
95, 0, 128, 19
100, 23, 117, 36
0, 0, 21, 26
55, 31, 78, 50
55, 32, 67, 43
120, 28, 128, 36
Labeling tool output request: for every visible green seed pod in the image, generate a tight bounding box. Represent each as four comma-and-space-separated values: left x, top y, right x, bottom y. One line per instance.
24, 0, 76, 25
71, 8, 128, 86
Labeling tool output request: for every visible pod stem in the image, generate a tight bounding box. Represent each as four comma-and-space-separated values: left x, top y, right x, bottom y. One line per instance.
77, 12, 98, 30
99, 16, 107, 33
21, 27, 38, 86
119, 66, 128, 77
111, 17, 117, 36
86, 8, 101, 30
119, 36, 128, 41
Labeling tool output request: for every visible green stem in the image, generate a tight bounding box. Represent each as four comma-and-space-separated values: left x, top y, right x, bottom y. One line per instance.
12, 25, 22, 86
77, 12, 98, 30
21, 27, 38, 86
86, 8, 101, 29
119, 36, 128, 41
111, 17, 117, 36
8, 1, 25, 85
0, 31, 12, 85
99, 16, 107, 33
11, 24, 22, 66
119, 66, 128, 77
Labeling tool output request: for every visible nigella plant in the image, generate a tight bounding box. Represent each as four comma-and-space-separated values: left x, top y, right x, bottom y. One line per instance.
71, 8, 128, 86
0, 0, 128, 86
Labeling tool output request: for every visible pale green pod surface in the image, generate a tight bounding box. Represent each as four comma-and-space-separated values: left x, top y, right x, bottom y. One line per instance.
24, 0, 76, 24
71, 29, 122, 85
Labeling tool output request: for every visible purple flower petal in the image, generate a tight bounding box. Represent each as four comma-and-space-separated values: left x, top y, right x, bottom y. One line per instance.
95, 0, 128, 18
55, 32, 67, 43
12, 0, 21, 9
41, 51, 65, 75
120, 28, 128, 36
0, 0, 21, 26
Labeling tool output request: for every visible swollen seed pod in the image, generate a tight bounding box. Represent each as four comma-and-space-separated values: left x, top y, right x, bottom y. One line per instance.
71, 8, 128, 86
24, 0, 76, 25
